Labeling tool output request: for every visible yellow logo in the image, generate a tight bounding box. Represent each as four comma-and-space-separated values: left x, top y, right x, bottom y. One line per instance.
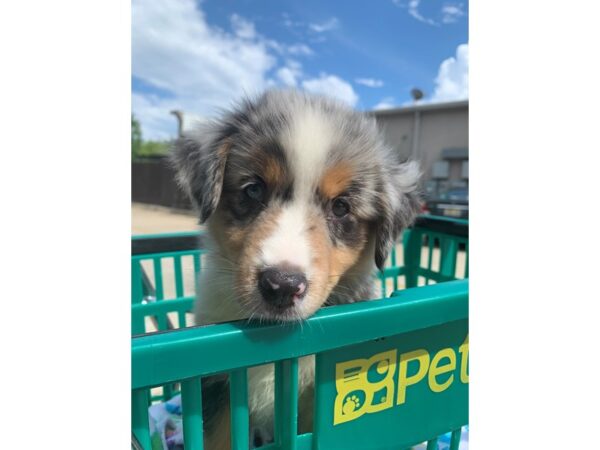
333, 335, 469, 425
334, 350, 397, 425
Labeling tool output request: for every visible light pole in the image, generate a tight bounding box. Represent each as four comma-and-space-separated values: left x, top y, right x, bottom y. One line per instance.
410, 88, 424, 161
170, 110, 184, 138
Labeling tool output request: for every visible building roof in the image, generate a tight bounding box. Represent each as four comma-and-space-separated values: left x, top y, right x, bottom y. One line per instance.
367, 99, 468, 117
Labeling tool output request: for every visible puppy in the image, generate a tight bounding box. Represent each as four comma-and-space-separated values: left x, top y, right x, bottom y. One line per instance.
171, 90, 420, 449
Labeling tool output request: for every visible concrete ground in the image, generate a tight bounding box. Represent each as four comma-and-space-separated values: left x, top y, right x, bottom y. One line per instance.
132, 203, 200, 234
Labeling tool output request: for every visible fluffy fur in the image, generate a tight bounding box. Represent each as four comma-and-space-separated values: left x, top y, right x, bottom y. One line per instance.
170, 90, 421, 449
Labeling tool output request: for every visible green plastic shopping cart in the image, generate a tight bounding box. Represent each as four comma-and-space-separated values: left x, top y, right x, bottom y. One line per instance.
132, 215, 469, 450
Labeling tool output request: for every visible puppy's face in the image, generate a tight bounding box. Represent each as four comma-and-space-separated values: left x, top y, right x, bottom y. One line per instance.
172, 91, 420, 321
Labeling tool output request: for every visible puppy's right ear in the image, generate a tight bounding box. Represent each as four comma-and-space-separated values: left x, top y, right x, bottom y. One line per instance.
374, 160, 421, 270
169, 129, 230, 223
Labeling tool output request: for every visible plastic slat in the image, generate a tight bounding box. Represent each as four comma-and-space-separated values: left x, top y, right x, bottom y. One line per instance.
465, 243, 469, 278
403, 228, 422, 288
132, 260, 143, 304
131, 260, 146, 334
174, 254, 184, 298
155, 312, 168, 331
426, 233, 434, 284
131, 297, 193, 316
440, 238, 458, 280
178, 310, 187, 329
163, 383, 173, 401
133, 249, 198, 260
153, 258, 164, 300
275, 358, 299, 450
416, 268, 457, 284
390, 247, 398, 291
151, 257, 168, 330
229, 369, 249, 450
426, 437, 438, 450
312, 353, 326, 447
193, 252, 201, 292
450, 428, 462, 450
132, 389, 152, 450
181, 376, 204, 450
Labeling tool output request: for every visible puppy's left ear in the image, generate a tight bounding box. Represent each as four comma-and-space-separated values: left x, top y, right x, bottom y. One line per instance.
374, 160, 422, 270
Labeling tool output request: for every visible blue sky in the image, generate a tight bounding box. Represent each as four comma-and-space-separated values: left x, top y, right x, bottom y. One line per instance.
132, 0, 468, 140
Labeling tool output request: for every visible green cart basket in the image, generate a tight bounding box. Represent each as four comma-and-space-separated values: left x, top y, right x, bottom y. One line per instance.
132, 215, 469, 450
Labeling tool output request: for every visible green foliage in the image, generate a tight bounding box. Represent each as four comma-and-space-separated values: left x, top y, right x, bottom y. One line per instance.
132, 113, 170, 159
137, 140, 170, 158
132, 114, 142, 158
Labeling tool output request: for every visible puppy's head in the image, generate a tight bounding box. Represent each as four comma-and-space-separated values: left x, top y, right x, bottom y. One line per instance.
171, 90, 420, 321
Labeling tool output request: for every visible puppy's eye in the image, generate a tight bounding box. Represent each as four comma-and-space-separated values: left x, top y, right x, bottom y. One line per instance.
243, 181, 266, 202
332, 198, 350, 217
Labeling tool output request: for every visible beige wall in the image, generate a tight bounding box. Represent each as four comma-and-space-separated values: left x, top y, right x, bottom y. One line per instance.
374, 113, 415, 161
372, 102, 468, 183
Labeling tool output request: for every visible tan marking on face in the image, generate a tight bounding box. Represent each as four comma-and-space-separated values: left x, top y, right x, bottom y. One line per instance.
208, 210, 248, 260
304, 214, 368, 313
262, 154, 286, 188
319, 162, 354, 198
235, 207, 283, 300
326, 244, 365, 290
300, 213, 330, 314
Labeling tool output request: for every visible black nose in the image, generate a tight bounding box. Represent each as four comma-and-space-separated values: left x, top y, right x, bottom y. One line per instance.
258, 267, 308, 308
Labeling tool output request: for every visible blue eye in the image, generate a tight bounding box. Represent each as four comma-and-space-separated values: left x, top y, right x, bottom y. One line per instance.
243, 182, 265, 202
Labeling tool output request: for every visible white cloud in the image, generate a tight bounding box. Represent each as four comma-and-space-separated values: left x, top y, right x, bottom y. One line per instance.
302, 74, 359, 107
355, 78, 384, 88
406, 0, 438, 26
286, 44, 313, 56
393, 0, 466, 26
373, 97, 397, 110
430, 43, 469, 102
441, 4, 466, 24
277, 68, 298, 87
230, 13, 256, 39
309, 17, 340, 33
276, 60, 303, 87
132, 0, 275, 138
369, 44, 468, 110
281, 13, 303, 29
282, 13, 338, 42
132, 1, 357, 139
265, 40, 314, 57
